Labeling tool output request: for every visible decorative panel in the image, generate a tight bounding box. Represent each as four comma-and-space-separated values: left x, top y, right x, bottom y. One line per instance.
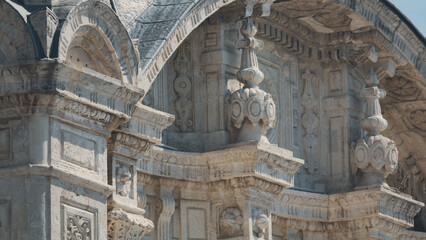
61, 203, 96, 240
328, 70, 343, 92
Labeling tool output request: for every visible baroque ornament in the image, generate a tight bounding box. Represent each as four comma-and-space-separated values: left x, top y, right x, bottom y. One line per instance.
230, 17, 276, 143
173, 43, 193, 132
67, 214, 91, 240
252, 208, 269, 238
352, 69, 398, 186
219, 207, 243, 237
301, 69, 319, 174
116, 164, 132, 197
107, 208, 154, 240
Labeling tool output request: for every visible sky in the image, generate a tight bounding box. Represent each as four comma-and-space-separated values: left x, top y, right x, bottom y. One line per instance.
389, 0, 426, 38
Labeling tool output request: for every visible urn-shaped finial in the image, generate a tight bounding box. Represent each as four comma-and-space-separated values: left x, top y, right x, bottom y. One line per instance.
352, 69, 398, 186
230, 17, 276, 143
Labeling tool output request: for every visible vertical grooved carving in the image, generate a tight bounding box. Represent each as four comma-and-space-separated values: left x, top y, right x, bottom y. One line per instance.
157, 193, 175, 240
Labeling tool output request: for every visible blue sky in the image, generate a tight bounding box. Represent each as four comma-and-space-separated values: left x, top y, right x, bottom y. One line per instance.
390, 0, 426, 38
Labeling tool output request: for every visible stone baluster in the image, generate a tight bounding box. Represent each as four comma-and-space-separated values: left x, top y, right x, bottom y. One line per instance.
230, 17, 276, 143
352, 69, 398, 186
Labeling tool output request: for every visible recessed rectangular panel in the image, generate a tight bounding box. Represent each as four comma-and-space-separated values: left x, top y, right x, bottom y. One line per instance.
62, 130, 96, 171
0, 199, 10, 239
187, 208, 206, 240
329, 117, 344, 177
0, 128, 10, 160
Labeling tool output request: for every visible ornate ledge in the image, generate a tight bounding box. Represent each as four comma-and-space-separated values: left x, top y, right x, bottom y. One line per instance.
137, 141, 304, 188
274, 185, 424, 236
119, 103, 175, 144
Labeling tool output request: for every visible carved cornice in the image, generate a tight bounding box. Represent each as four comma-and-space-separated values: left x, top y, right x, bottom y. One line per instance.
53, 93, 129, 129
399, 230, 426, 240
0, 92, 130, 130
110, 132, 152, 153
208, 176, 285, 196
273, 186, 424, 233
121, 103, 175, 144
135, 141, 303, 188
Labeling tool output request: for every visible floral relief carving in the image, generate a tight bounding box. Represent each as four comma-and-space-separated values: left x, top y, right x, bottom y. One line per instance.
219, 207, 243, 237
382, 75, 421, 101
66, 214, 91, 240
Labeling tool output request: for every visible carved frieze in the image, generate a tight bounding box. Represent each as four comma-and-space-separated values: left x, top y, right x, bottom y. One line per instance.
53, 94, 129, 129
219, 207, 243, 238
111, 132, 151, 152
301, 69, 319, 174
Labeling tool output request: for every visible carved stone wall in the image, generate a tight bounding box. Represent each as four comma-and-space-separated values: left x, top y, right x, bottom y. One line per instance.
1, 0, 426, 239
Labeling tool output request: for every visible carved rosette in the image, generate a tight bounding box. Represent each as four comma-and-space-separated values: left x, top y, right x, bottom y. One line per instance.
219, 207, 243, 238
352, 69, 398, 186
230, 17, 276, 143
107, 208, 154, 240
301, 69, 319, 174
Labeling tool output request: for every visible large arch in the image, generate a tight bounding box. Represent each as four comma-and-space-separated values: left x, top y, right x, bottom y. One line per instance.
58, 1, 139, 84
132, 0, 426, 93
129, 0, 237, 92
0, 1, 36, 65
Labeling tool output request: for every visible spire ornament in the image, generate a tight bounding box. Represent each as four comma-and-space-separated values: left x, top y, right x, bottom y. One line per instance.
352, 69, 398, 186
230, 17, 276, 143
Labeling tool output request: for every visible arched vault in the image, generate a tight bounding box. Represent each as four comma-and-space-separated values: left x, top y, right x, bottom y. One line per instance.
127, 0, 426, 93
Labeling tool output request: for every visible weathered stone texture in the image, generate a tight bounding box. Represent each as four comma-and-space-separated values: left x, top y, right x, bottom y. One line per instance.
0, 0, 426, 239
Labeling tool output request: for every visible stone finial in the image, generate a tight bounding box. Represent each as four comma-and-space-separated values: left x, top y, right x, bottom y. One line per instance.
352, 69, 398, 186
230, 18, 276, 143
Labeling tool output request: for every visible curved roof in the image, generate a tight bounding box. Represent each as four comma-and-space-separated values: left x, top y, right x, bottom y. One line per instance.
123, 0, 426, 93
381, 0, 426, 46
